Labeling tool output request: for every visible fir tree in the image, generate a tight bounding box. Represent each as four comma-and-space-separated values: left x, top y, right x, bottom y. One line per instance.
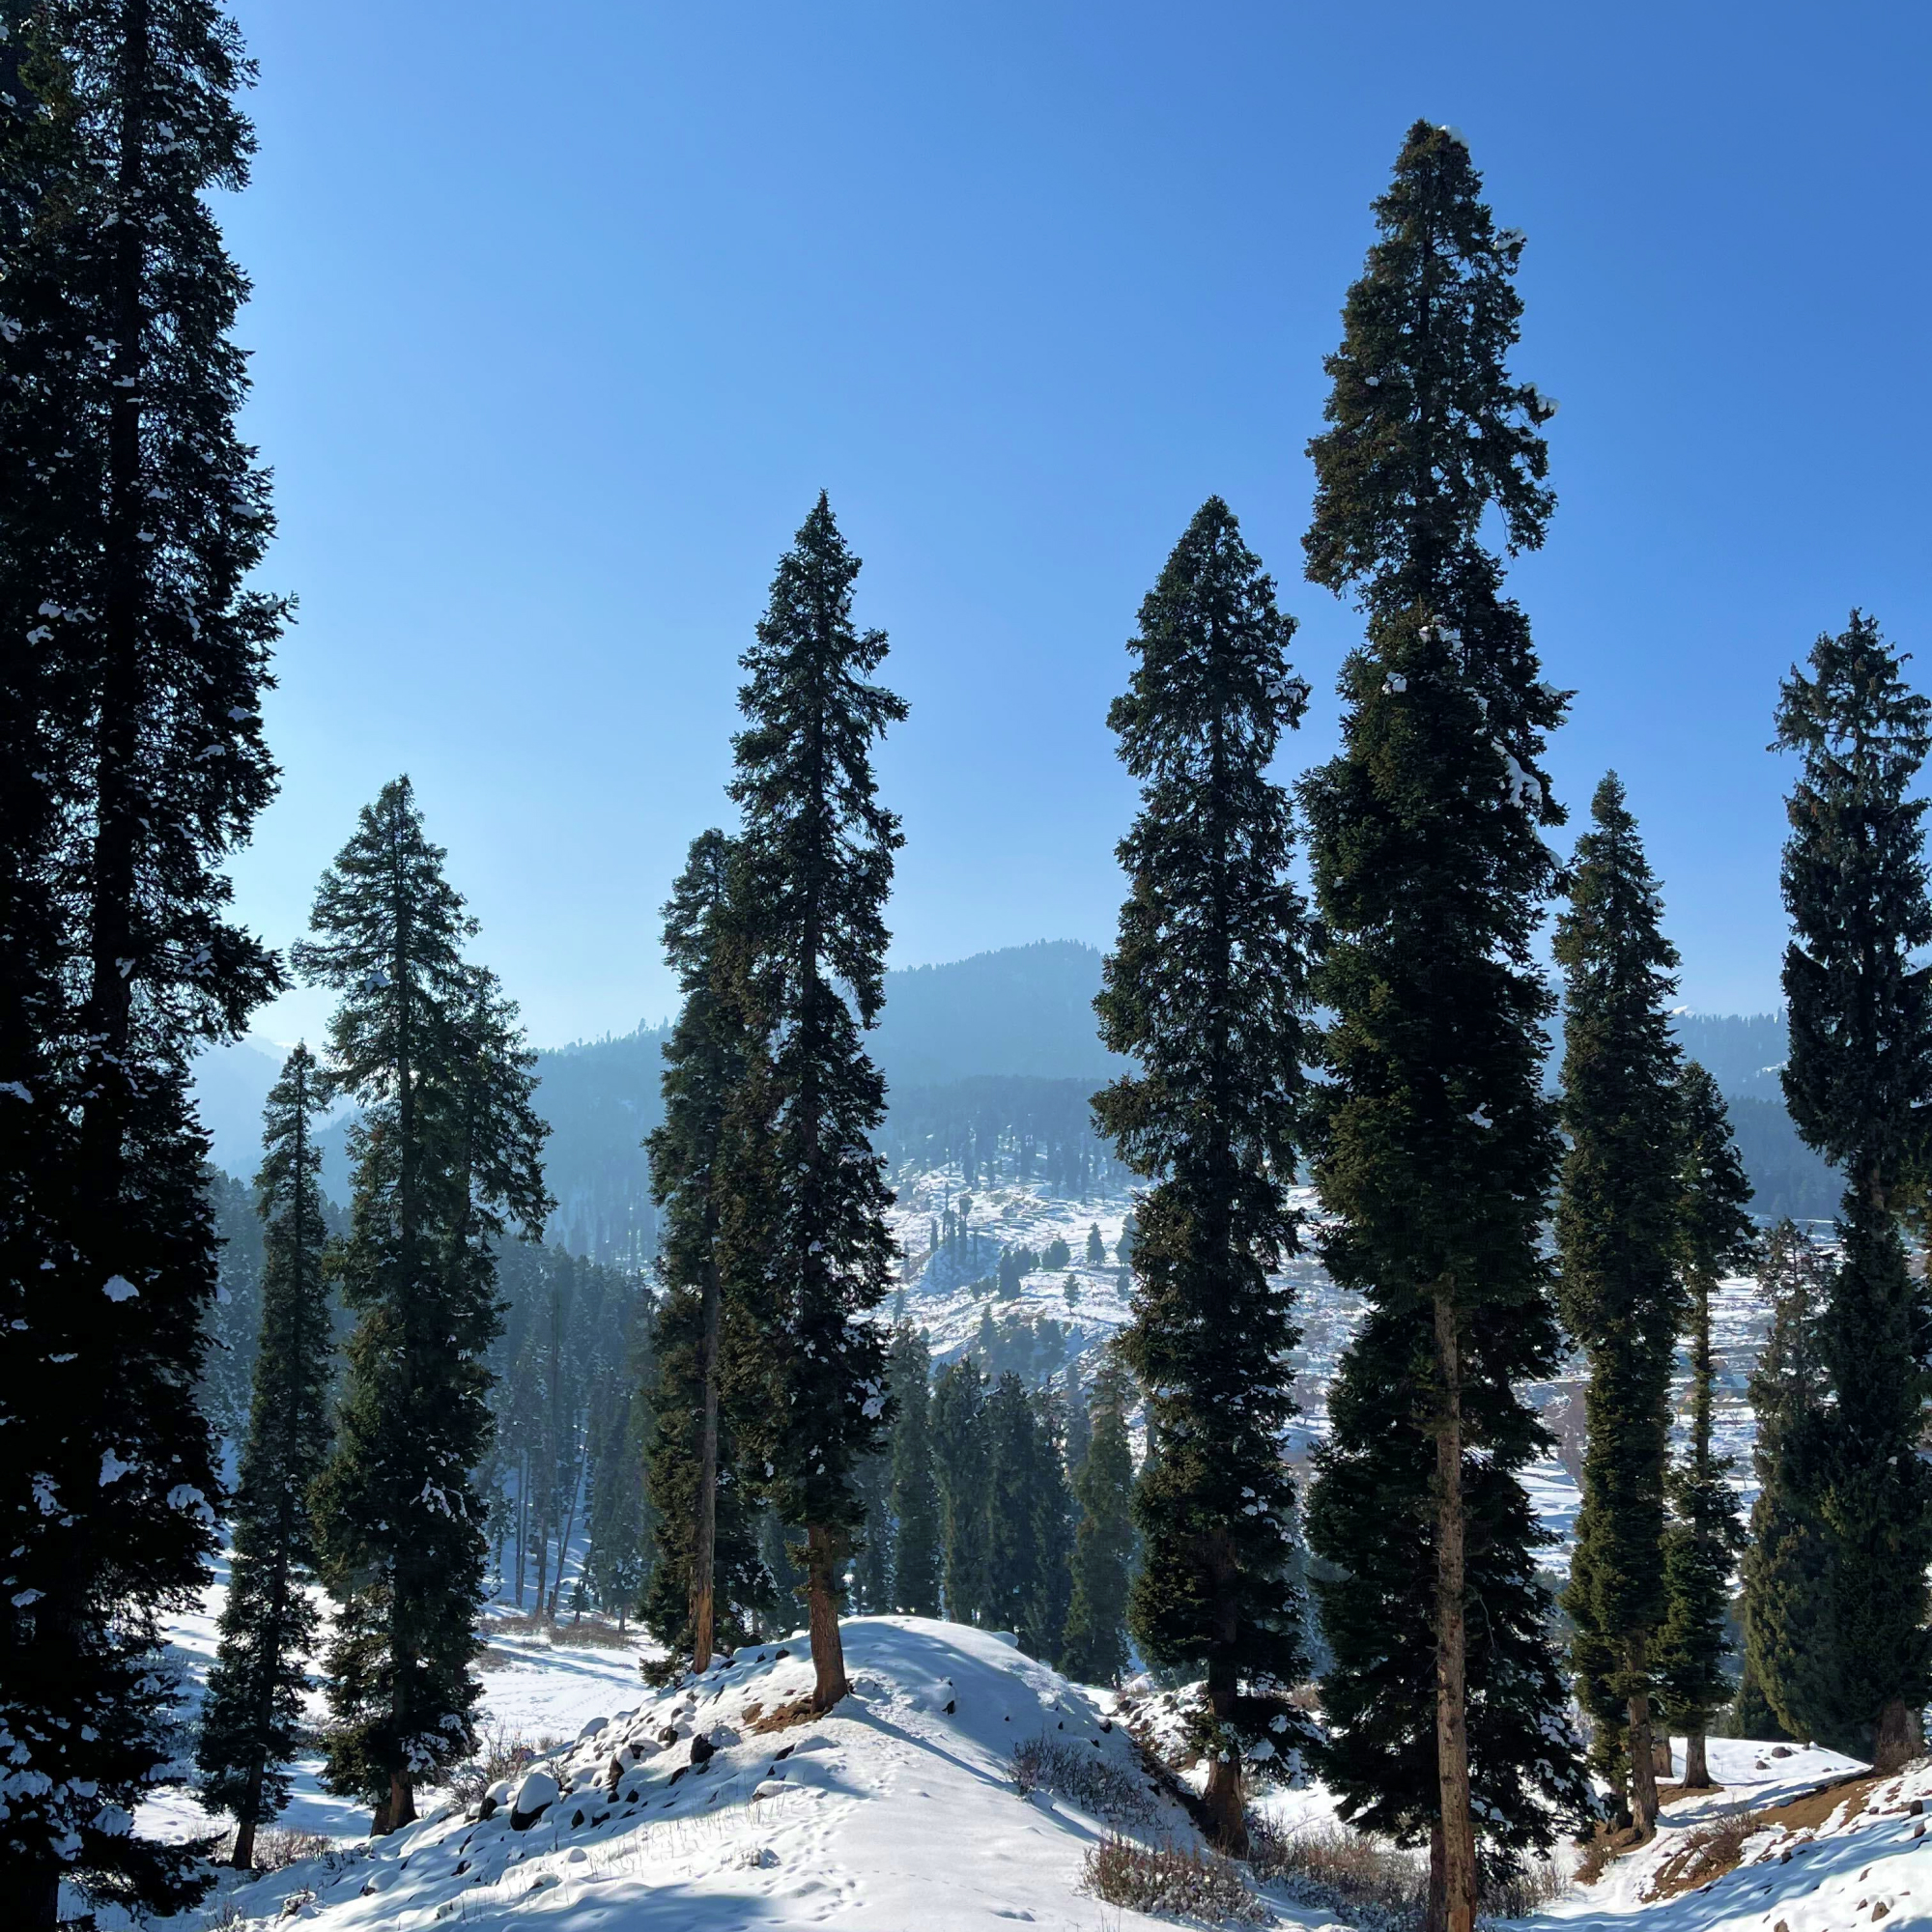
296, 779, 549, 1834
582, 1356, 648, 1629
932, 1358, 992, 1625
1061, 1360, 1135, 1686
887, 1323, 942, 1615
1085, 1224, 1105, 1265
719, 494, 905, 1711
851, 1448, 894, 1613
1657, 1062, 1753, 1787
1299, 124, 1586, 1930
0, 7, 283, 1921
1554, 776, 1685, 1838
196, 1045, 333, 1867
1094, 495, 1314, 1852
983, 1375, 1073, 1663
642, 829, 766, 1667
1773, 611, 1932, 1769
1740, 1223, 1833, 1747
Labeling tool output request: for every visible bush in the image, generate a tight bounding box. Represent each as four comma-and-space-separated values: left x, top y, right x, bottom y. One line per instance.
1010, 1734, 1157, 1831
446, 1726, 567, 1807
1646, 1807, 1773, 1900
1245, 1815, 1425, 1930
1082, 1834, 1270, 1923
248, 1828, 333, 1873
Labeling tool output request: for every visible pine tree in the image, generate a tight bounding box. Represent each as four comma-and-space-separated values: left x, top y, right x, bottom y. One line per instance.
932, 1358, 992, 1624
851, 1448, 894, 1613
1061, 1360, 1135, 1686
296, 779, 549, 1834
0, 7, 283, 1921
1657, 1062, 1753, 1787
887, 1323, 942, 1615
1740, 1222, 1833, 1746
1773, 611, 1932, 1769
196, 1045, 333, 1866
718, 494, 905, 1711
1299, 124, 1586, 1930
1554, 776, 1685, 1838
1085, 1224, 1105, 1265
643, 829, 767, 1667
982, 1375, 1073, 1663
1093, 495, 1314, 1852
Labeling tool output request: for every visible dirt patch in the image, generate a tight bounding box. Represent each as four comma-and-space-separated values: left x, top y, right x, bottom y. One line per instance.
1658, 1781, 1726, 1805
1645, 1770, 1896, 1902
748, 1693, 834, 1734
1750, 1771, 1884, 1837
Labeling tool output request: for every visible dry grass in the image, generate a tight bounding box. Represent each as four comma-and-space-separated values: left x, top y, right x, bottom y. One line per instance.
1082, 1834, 1270, 1923
447, 1726, 568, 1807
1246, 1814, 1425, 1929
249, 1828, 333, 1872
1646, 1807, 1776, 1900
1574, 1823, 1623, 1888
488, 1611, 636, 1650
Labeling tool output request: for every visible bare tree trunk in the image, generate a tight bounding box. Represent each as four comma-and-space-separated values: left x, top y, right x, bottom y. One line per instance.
1626, 1672, 1661, 1839
1427, 1819, 1448, 1932
549, 1449, 586, 1619
691, 1256, 724, 1673
805, 1522, 850, 1712
1874, 1695, 1921, 1773
1201, 1651, 1247, 1854
232, 1806, 259, 1870
370, 1771, 415, 1838
515, 1453, 527, 1609
1681, 1730, 1710, 1790
1432, 1292, 1477, 1932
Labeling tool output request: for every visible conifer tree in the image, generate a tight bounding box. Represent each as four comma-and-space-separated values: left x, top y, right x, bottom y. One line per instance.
983, 1376, 1074, 1662
718, 495, 905, 1711
196, 1045, 333, 1866
932, 1358, 992, 1624
1061, 1361, 1135, 1686
1554, 776, 1685, 1839
296, 779, 550, 1834
1094, 494, 1314, 1852
643, 830, 767, 1667
0, 6, 282, 1920
1657, 1063, 1753, 1787
1773, 611, 1932, 1769
887, 1323, 942, 1615
1740, 1222, 1833, 1745
1299, 124, 1586, 1930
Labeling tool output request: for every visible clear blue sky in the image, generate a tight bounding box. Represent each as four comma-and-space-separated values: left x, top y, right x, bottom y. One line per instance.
220, 0, 1931, 1049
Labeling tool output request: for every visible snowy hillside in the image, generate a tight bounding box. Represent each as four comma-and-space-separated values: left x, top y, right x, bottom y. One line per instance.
885, 1164, 1776, 1562
129, 1581, 1928, 1932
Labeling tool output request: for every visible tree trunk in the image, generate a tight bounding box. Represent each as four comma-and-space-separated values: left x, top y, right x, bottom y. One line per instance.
1426, 1818, 1448, 1932
1682, 1729, 1710, 1790
371, 1771, 415, 1837
1432, 1292, 1477, 1932
691, 1256, 724, 1673
1626, 1678, 1661, 1839
1201, 1652, 1247, 1855
804, 1521, 850, 1711
4, 1863, 59, 1931
232, 1809, 258, 1871
1873, 1695, 1921, 1773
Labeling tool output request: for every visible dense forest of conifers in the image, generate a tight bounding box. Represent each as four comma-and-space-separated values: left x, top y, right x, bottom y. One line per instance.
5, 12, 1927, 1932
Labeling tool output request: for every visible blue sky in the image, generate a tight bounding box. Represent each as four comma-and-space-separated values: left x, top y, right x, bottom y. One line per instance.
220, 0, 1931, 1048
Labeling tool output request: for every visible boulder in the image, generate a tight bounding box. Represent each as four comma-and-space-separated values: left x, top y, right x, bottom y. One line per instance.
509, 1768, 560, 1830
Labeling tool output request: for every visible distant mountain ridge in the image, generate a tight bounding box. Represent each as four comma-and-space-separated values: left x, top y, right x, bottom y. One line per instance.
192, 948, 1839, 1259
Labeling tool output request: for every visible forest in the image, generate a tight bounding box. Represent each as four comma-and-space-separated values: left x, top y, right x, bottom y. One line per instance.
1, 10, 1926, 1932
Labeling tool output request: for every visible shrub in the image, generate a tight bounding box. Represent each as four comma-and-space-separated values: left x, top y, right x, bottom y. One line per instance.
1245, 1814, 1425, 1930
249, 1828, 333, 1873
1082, 1834, 1270, 1923
1646, 1808, 1773, 1900
446, 1726, 567, 1807
1010, 1734, 1157, 1831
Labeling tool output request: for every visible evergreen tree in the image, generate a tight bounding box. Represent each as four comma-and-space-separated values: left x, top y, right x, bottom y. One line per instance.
1299, 124, 1586, 1930
1554, 776, 1685, 1839
1740, 1222, 1835, 1747
718, 495, 905, 1711
296, 779, 549, 1834
0, 7, 283, 1921
1093, 495, 1314, 1852
1773, 611, 1932, 1769
1061, 1361, 1135, 1686
851, 1448, 895, 1613
582, 1358, 647, 1628
1657, 1063, 1753, 1787
642, 829, 766, 1667
888, 1324, 942, 1615
931, 1358, 992, 1625
196, 1045, 333, 1866
983, 1375, 1073, 1662
1085, 1224, 1105, 1265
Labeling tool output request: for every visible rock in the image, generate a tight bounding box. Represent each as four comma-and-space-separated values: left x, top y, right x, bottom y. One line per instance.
486, 1778, 514, 1807
943, 1699, 956, 1715
578, 1716, 608, 1741
753, 1779, 788, 1802
1911, 1800, 1925, 1816
657, 1725, 679, 1747
509, 1768, 559, 1830
1771, 1746, 1794, 1759
1872, 1906, 1889, 1922
691, 1733, 716, 1769
774, 1647, 791, 1660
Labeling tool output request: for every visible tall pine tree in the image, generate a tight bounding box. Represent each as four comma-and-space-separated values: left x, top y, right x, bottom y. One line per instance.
932, 1358, 992, 1625
1656, 1061, 1753, 1789
719, 495, 904, 1711
1094, 495, 1314, 1852
0, 6, 282, 1921
643, 829, 767, 1667
1061, 1360, 1135, 1686
887, 1323, 942, 1615
1299, 125, 1586, 1930
1773, 611, 1932, 1768
1740, 1222, 1833, 1747
196, 1044, 334, 1867
296, 779, 549, 1833
1554, 776, 1685, 1839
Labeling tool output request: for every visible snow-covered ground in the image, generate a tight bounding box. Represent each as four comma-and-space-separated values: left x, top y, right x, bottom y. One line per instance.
128, 1585, 1928, 1932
